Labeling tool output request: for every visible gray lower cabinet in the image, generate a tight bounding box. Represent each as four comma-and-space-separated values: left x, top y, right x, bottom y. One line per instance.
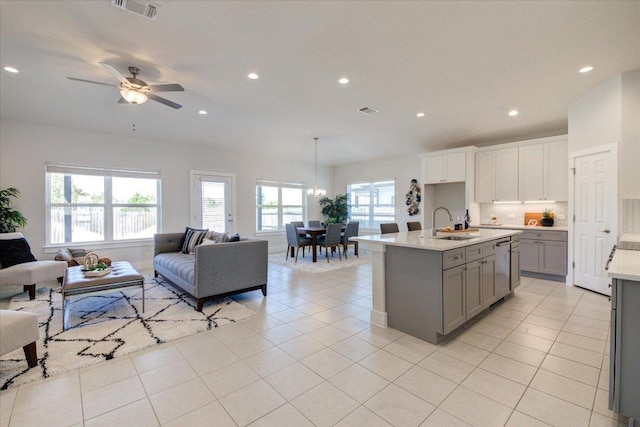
481, 254, 497, 306
520, 230, 567, 276
465, 259, 483, 319
385, 237, 514, 344
443, 265, 466, 334
609, 278, 640, 420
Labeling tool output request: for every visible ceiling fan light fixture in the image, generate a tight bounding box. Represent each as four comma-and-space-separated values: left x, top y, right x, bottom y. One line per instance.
120, 88, 148, 105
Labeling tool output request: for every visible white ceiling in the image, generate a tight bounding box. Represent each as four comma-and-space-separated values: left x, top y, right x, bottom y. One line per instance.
1, 1, 639, 166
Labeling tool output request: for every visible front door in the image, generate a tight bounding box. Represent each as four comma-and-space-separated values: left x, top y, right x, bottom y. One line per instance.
190, 172, 234, 233
573, 148, 617, 295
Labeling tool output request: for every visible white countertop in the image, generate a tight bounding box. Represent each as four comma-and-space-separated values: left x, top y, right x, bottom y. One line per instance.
474, 224, 568, 232
352, 229, 522, 252
607, 249, 640, 281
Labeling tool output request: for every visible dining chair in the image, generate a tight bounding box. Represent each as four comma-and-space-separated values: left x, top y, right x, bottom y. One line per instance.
380, 223, 400, 234
285, 223, 311, 263
341, 221, 359, 258
308, 220, 322, 227
317, 223, 343, 262
407, 221, 422, 231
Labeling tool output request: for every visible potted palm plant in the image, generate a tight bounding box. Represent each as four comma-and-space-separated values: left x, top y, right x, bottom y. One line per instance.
0, 187, 28, 233
319, 194, 349, 224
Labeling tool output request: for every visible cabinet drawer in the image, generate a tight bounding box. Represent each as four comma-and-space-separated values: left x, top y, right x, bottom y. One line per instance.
443, 248, 465, 270
482, 240, 497, 257
521, 230, 567, 242
465, 244, 483, 262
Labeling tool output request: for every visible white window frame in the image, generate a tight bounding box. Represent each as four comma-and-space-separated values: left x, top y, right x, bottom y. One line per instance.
347, 179, 396, 230
45, 162, 161, 248
256, 179, 307, 233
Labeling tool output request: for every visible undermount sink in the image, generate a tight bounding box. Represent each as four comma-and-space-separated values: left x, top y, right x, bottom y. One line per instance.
437, 235, 474, 241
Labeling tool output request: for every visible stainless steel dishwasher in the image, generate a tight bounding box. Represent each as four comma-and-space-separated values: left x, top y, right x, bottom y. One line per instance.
496, 238, 520, 298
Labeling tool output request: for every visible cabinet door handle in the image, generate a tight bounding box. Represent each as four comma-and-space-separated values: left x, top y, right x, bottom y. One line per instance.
599, 229, 611, 234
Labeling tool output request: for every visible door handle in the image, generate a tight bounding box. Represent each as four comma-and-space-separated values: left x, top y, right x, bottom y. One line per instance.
599, 229, 611, 233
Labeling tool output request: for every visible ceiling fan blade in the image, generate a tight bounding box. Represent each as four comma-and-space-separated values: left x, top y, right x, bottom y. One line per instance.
99, 62, 129, 84
147, 92, 182, 109
148, 83, 184, 92
67, 77, 118, 88
117, 97, 129, 104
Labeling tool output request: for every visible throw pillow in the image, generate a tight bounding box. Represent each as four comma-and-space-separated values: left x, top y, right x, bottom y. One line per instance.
227, 233, 240, 242
207, 231, 228, 243
181, 227, 209, 254
199, 239, 217, 246
0, 237, 37, 269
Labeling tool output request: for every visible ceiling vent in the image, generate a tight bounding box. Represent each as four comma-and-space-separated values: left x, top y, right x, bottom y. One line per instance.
358, 106, 378, 114
111, 0, 159, 21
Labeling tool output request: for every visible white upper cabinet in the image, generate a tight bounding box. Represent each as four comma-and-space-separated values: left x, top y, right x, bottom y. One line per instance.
423, 151, 466, 184
519, 140, 568, 201
475, 147, 519, 202
544, 141, 568, 201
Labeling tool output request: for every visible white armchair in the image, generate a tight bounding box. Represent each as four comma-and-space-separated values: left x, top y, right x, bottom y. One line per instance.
0, 233, 67, 299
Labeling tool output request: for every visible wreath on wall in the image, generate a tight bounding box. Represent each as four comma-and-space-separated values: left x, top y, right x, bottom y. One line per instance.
406, 178, 421, 216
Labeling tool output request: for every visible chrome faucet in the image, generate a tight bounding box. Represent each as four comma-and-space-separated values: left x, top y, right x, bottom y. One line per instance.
431, 206, 453, 236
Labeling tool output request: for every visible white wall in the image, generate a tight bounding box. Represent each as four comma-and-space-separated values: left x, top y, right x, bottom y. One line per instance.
0, 120, 332, 266
568, 75, 622, 153
333, 153, 422, 233
621, 70, 640, 199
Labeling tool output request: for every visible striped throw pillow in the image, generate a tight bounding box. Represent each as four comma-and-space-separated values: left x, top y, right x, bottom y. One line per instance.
181, 227, 209, 254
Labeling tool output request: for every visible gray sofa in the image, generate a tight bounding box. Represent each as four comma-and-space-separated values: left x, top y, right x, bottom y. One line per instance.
153, 232, 268, 311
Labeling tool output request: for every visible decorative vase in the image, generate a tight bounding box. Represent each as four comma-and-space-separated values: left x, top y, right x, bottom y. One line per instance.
540, 217, 554, 227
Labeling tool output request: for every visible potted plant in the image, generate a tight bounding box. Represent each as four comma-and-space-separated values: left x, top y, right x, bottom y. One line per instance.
319, 194, 349, 224
541, 208, 554, 227
0, 187, 28, 233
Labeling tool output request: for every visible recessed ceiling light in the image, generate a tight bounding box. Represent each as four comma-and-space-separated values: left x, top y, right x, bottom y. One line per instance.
508, 110, 518, 117
3, 66, 19, 73
579, 66, 594, 73
248, 72, 259, 80
338, 77, 349, 85
198, 110, 207, 115
416, 112, 425, 118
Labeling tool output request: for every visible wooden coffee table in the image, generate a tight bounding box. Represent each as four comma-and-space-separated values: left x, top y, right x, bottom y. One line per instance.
61, 261, 145, 330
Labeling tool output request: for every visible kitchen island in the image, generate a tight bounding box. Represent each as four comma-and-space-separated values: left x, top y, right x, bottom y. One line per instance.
353, 228, 521, 344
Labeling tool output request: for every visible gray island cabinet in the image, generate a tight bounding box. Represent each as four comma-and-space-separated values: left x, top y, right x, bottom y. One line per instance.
353, 228, 521, 344
607, 248, 640, 423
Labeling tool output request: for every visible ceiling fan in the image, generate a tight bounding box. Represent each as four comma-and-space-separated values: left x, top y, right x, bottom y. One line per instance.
67, 62, 184, 109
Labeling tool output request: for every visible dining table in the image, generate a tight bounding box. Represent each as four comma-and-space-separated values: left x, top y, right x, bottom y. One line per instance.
296, 225, 345, 262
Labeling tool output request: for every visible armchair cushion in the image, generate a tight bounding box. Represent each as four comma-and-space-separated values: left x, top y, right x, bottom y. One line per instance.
0, 237, 36, 269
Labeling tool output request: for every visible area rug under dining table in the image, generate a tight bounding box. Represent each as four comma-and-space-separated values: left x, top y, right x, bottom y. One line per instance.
0, 276, 255, 390
269, 248, 371, 273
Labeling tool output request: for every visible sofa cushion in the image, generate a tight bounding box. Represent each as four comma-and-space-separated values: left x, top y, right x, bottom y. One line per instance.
154, 252, 195, 284
181, 227, 208, 254
0, 238, 37, 269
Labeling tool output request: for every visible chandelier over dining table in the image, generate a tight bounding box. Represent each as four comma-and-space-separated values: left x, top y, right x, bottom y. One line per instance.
307, 137, 327, 198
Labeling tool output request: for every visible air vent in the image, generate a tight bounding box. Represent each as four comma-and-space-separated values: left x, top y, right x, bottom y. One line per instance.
358, 106, 378, 114
111, 0, 159, 21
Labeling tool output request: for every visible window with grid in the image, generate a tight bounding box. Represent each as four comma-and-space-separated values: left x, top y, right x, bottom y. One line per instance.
347, 180, 395, 230
256, 180, 306, 231
46, 163, 161, 244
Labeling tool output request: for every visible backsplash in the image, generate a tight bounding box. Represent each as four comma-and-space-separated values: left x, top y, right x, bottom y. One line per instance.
622, 199, 640, 233
479, 202, 568, 227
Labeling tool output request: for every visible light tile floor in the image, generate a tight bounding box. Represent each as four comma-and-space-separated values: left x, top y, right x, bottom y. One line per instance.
0, 258, 630, 427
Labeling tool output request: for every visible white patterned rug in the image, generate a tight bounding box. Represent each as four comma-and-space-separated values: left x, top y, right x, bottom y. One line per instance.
270, 248, 371, 273
0, 277, 255, 390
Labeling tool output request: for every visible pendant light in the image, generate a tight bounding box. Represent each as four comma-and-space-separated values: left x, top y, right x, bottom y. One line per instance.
307, 137, 327, 198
